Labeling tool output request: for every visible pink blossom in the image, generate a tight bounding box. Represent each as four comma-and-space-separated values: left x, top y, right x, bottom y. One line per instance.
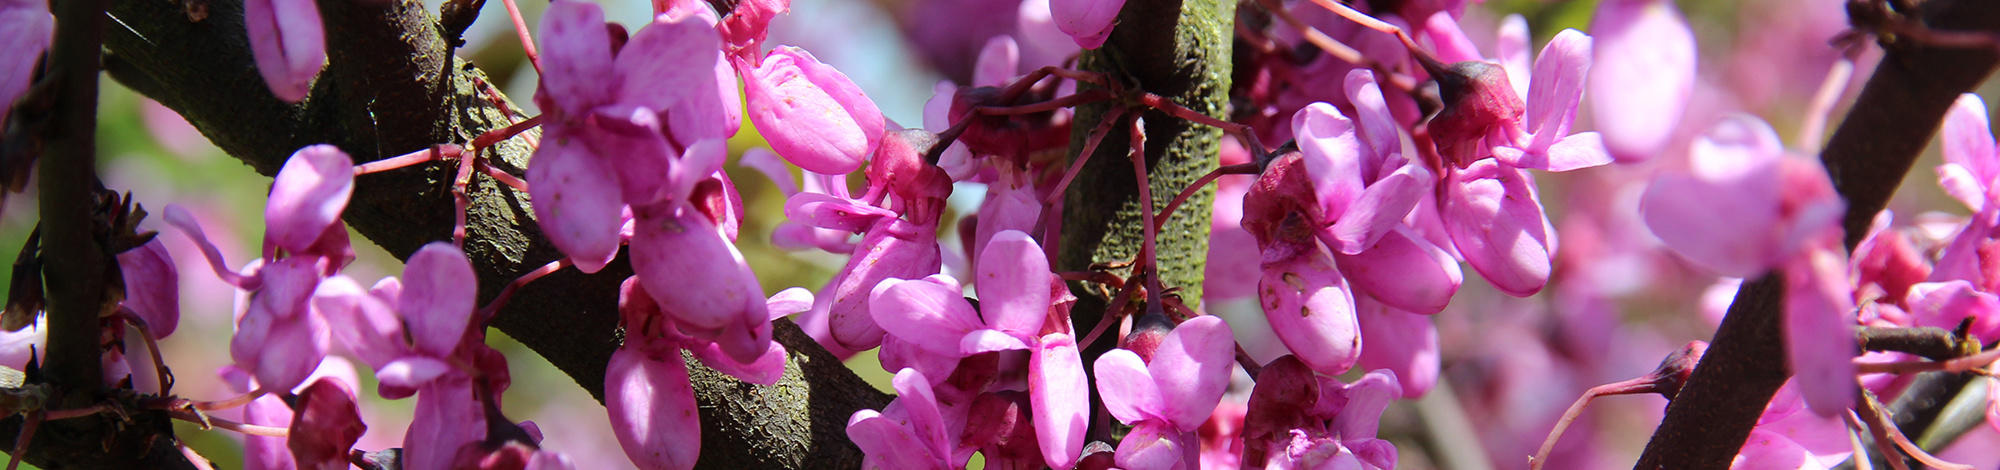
1241, 357, 1400, 469
117, 239, 180, 338
847, 368, 967, 468
288, 378, 367, 470
1442, 159, 1555, 296
1588, 0, 1696, 162
744, 46, 885, 175
244, 0, 324, 102
1940, 93, 1998, 211
1049, 0, 1125, 49
0, 0, 50, 120
1094, 315, 1236, 434
1428, 26, 1611, 172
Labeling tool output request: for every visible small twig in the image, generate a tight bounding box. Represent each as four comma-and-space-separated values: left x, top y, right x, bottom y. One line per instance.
475, 258, 572, 324
502, 0, 541, 73
1857, 391, 1972, 470
1043, 107, 1128, 207
167, 409, 289, 438
1153, 163, 1258, 232
352, 144, 464, 175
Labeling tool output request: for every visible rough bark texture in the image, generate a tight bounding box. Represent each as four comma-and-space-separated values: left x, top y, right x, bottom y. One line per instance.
1057, 0, 1230, 444
1635, 1, 2000, 467
97, 0, 887, 467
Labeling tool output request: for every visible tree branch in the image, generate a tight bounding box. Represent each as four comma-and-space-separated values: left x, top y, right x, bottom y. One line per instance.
1634, 0, 2000, 466
97, 0, 886, 466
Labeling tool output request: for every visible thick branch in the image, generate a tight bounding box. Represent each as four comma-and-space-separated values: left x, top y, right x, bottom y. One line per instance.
1634, 1, 2000, 467
1060, 0, 1231, 443
98, 0, 885, 466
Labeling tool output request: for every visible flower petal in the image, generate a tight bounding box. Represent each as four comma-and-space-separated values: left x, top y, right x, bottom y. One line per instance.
1944, 93, 1997, 201
1588, 0, 1695, 161
1257, 253, 1362, 376
1149, 315, 1234, 431
266, 145, 354, 255
1049, 0, 1126, 49
528, 131, 623, 273
745, 46, 884, 175
1093, 348, 1163, 425
607, 346, 702, 470
630, 208, 769, 338
1443, 164, 1553, 296
1524, 29, 1592, 151
244, 0, 324, 102
869, 275, 982, 356
1783, 248, 1858, 417
538, 0, 616, 114
117, 239, 180, 338
1031, 333, 1088, 469
976, 230, 1052, 336
1335, 227, 1461, 315
398, 243, 477, 358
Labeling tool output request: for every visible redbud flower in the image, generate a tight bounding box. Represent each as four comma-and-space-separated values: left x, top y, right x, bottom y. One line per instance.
0, 0, 51, 118
1642, 115, 1856, 415
1940, 93, 1998, 211
1095, 316, 1235, 470
847, 368, 966, 469
117, 239, 180, 338
744, 46, 886, 175
289, 378, 367, 470
1242, 357, 1400, 469
244, 0, 324, 102
1589, 0, 1696, 161
1049, 0, 1125, 49
1442, 159, 1555, 296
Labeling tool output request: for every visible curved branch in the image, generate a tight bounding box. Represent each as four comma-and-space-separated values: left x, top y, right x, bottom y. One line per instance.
98, 0, 887, 466
1634, 0, 2000, 467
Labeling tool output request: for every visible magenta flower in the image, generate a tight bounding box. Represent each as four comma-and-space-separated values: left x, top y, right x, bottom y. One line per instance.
1049, 0, 1125, 49
812, 213, 941, 352
744, 46, 886, 175
1588, 0, 1696, 161
288, 378, 367, 470
1428, 27, 1612, 172
607, 277, 792, 470
244, 0, 324, 102
716, 0, 789, 61
1641, 115, 1856, 415
116, 239, 180, 338
1441, 159, 1556, 296
1094, 316, 1235, 469
846, 368, 968, 469
0, 0, 51, 120
1241, 357, 1400, 469
1939, 93, 1998, 212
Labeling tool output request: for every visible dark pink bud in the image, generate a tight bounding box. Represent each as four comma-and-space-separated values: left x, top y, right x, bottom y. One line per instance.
1241, 152, 1325, 259
289, 378, 367, 470
963, 391, 1043, 466
1426, 61, 1525, 167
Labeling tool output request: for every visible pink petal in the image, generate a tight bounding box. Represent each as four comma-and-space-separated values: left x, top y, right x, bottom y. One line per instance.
1344, 70, 1403, 168
528, 131, 623, 273
1355, 298, 1439, 397
1536, 132, 1613, 171
1640, 117, 1786, 277
1589, 0, 1695, 161
744, 46, 884, 175
1904, 281, 2000, 340
891, 368, 955, 461
1031, 333, 1089, 469
1944, 93, 1997, 200
783, 192, 899, 233
1049, 0, 1126, 49
244, 0, 324, 102
824, 220, 942, 351
630, 209, 770, 337
241, 393, 296, 470
1732, 430, 1824, 470
1783, 248, 1858, 417
1150, 315, 1234, 431
537, 0, 616, 115
612, 14, 721, 112
974, 35, 1022, 87
1293, 103, 1365, 216
398, 243, 477, 358
1938, 163, 1989, 212
961, 328, 1031, 354
765, 287, 814, 320
0, 0, 51, 118
1330, 369, 1401, 439
1093, 348, 1164, 425
405, 380, 485, 470
1421, 12, 1482, 64
847, 410, 947, 469
163, 205, 256, 288
266, 145, 354, 255
1113, 422, 1189, 470
311, 276, 406, 370
1257, 253, 1362, 376
117, 239, 180, 338
232, 292, 329, 393
1443, 164, 1552, 296
972, 185, 1044, 271
869, 274, 982, 354
1335, 227, 1460, 315
1524, 29, 1592, 152
976, 230, 1052, 336
1322, 163, 1427, 254
288, 378, 366, 470
607, 346, 702, 470
375, 356, 452, 391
